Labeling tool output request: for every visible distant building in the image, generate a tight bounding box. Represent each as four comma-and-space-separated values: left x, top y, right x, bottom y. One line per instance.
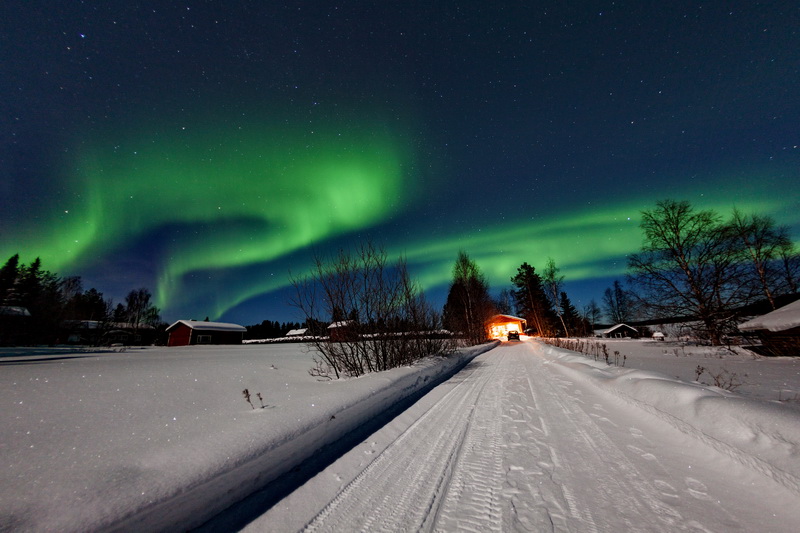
738, 299, 800, 357
62, 320, 158, 346
598, 323, 639, 339
285, 328, 308, 337
486, 314, 527, 339
0, 306, 32, 345
327, 320, 356, 342
0, 306, 31, 317
167, 320, 246, 347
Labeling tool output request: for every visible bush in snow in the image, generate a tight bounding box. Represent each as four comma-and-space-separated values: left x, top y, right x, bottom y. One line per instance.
291, 242, 453, 378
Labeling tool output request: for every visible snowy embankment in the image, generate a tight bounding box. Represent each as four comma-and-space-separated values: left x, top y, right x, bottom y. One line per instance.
0, 343, 495, 532
539, 343, 800, 495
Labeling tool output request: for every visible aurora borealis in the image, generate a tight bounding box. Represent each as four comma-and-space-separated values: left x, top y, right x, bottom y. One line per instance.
2, 2, 799, 324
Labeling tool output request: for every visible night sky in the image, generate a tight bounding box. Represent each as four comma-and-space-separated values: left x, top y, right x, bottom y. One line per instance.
2, 1, 799, 325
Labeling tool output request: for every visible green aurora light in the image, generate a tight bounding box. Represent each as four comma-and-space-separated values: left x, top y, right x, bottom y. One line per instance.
212, 174, 796, 319
2, 113, 797, 320
393, 176, 796, 299
2, 118, 414, 313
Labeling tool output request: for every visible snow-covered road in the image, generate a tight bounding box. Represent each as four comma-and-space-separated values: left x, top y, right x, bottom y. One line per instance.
245, 339, 800, 532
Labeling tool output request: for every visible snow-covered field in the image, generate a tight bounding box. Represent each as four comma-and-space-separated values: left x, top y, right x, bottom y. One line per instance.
561, 338, 800, 408
2, 338, 799, 531
0, 343, 494, 531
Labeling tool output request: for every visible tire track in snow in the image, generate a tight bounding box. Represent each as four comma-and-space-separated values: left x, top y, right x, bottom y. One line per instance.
260, 341, 799, 532
302, 353, 505, 532
434, 353, 507, 532
521, 345, 708, 532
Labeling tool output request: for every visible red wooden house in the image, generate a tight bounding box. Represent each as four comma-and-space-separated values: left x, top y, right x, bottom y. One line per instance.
167, 320, 246, 347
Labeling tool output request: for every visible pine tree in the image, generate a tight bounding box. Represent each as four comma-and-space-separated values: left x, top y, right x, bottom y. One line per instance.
559, 292, 581, 336
511, 262, 556, 336
0, 254, 20, 304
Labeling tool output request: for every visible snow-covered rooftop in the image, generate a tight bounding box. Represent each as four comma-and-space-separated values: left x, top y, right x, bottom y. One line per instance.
738, 299, 800, 333
489, 314, 526, 322
327, 320, 354, 329
0, 306, 31, 316
285, 328, 308, 336
167, 320, 246, 332
606, 323, 637, 333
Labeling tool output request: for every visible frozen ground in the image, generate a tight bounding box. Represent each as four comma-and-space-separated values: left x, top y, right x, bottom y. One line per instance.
1, 339, 799, 531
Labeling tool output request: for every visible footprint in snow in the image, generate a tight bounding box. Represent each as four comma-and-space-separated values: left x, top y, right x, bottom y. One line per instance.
589, 413, 617, 426
685, 477, 711, 500
654, 479, 679, 499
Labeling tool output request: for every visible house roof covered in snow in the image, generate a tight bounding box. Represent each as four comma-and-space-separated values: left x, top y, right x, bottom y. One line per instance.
605, 323, 637, 334
488, 314, 527, 323
166, 320, 246, 332
738, 299, 800, 333
285, 328, 308, 336
594, 324, 638, 335
327, 320, 354, 329
0, 306, 31, 317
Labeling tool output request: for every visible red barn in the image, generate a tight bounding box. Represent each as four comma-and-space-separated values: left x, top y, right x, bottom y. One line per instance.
167, 320, 246, 347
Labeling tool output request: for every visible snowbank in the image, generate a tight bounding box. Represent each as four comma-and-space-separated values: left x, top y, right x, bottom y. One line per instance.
538, 343, 800, 495
1, 342, 496, 532
739, 298, 800, 332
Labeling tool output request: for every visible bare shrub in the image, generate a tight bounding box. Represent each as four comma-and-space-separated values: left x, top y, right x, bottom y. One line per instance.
694, 365, 747, 392
291, 242, 453, 378
541, 338, 628, 367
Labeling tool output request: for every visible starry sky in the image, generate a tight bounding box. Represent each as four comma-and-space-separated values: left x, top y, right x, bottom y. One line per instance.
2, 1, 799, 325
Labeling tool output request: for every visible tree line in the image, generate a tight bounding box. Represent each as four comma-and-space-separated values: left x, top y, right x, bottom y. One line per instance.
244, 320, 305, 339
442, 253, 591, 343
5, 199, 794, 352
0, 254, 161, 345
626, 200, 798, 344
288, 244, 596, 378
485, 200, 798, 346
290, 199, 798, 380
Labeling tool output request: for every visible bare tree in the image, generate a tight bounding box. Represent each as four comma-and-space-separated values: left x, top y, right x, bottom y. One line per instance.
291, 242, 451, 378
494, 288, 515, 315
602, 280, 633, 324
123, 288, 161, 332
583, 299, 602, 332
779, 243, 799, 294
443, 251, 494, 345
542, 257, 569, 337
627, 200, 748, 345
729, 208, 796, 309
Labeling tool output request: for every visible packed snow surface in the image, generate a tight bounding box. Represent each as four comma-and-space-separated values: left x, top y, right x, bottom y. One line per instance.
2, 339, 799, 531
